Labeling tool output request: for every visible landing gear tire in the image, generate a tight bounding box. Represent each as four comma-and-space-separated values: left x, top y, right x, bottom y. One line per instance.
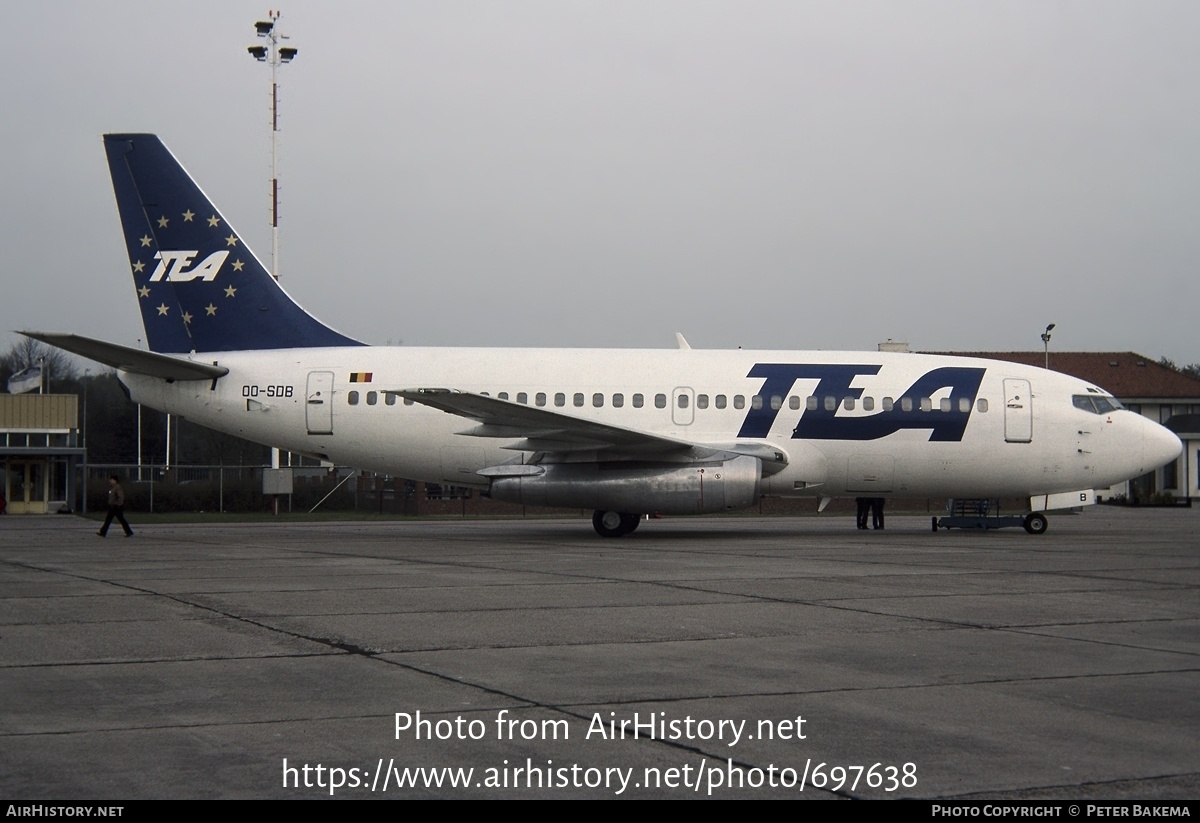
1023, 512, 1048, 535
593, 510, 641, 537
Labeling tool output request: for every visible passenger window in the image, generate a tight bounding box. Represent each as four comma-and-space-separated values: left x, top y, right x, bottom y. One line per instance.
613, 393, 624, 408
977, 398, 988, 412
751, 395, 763, 410
633, 393, 644, 408
654, 393, 667, 409
367, 391, 378, 405
574, 393, 585, 407
789, 396, 801, 410
919, 397, 932, 412
498, 392, 509, 400
554, 392, 565, 407
593, 393, 604, 407
715, 395, 727, 409
882, 397, 894, 411
844, 397, 855, 411
863, 397, 874, 411
348, 391, 359, 405
385, 393, 397, 406
734, 395, 745, 410
403, 397, 414, 406
901, 397, 913, 412
806, 396, 818, 411
770, 395, 782, 411
824, 396, 836, 411
678, 394, 689, 409
517, 392, 528, 404
958, 397, 971, 413
697, 394, 708, 409
940, 397, 952, 412
536, 392, 547, 407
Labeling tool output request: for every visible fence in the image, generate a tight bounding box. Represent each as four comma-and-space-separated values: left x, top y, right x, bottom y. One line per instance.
84, 464, 359, 514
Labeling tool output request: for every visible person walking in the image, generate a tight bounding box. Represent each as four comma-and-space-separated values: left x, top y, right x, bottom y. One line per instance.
98, 475, 134, 537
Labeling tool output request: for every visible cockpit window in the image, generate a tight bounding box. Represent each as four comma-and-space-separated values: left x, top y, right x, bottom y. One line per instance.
1073, 394, 1124, 414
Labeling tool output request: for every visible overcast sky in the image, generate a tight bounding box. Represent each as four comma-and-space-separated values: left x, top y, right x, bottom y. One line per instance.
2, 1, 1197, 364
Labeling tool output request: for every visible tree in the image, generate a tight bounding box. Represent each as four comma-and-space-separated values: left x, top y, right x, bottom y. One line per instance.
1159, 356, 1200, 382
1, 337, 80, 392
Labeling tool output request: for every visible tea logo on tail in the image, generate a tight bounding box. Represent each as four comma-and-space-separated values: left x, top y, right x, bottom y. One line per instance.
148, 251, 229, 282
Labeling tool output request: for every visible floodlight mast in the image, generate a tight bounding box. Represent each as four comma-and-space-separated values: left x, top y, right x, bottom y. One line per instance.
247, 10, 298, 478
246, 10, 298, 284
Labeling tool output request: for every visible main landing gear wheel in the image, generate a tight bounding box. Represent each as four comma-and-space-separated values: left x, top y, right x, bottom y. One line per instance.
1023, 512, 1049, 535
593, 510, 641, 537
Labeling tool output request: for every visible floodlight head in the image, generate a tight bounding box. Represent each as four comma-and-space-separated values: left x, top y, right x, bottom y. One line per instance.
247, 45, 268, 61
1045, 323, 1056, 333
279, 47, 298, 63
255, 20, 274, 36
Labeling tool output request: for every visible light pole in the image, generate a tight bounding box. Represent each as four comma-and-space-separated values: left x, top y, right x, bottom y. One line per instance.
248, 12, 298, 479
247, 11, 298, 283
1041, 323, 1056, 370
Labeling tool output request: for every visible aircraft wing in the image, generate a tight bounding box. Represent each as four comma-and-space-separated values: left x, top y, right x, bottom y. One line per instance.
394, 388, 693, 452
394, 388, 790, 473
20, 332, 228, 381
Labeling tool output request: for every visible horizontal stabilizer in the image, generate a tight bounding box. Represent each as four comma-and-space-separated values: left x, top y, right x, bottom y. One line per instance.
20, 332, 228, 381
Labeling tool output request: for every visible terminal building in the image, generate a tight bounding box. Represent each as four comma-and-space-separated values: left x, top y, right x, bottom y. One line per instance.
0, 394, 86, 514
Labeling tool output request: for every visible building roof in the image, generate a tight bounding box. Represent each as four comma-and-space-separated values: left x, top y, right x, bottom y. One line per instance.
929, 352, 1200, 400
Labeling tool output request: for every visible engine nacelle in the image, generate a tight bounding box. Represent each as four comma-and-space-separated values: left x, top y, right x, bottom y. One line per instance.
487, 455, 762, 514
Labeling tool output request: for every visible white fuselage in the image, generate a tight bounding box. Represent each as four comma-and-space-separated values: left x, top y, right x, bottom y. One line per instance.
120, 347, 1180, 503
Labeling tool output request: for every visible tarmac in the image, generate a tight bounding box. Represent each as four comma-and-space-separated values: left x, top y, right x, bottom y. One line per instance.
1, 507, 1197, 800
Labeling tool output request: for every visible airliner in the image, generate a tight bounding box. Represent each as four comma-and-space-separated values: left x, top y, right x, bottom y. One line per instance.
25, 134, 1182, 536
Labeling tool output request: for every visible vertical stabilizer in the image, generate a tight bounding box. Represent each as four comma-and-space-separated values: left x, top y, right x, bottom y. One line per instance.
104, 133, 362, 353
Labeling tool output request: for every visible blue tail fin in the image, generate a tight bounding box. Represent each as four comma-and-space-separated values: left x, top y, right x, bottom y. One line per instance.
104, 133, 362, 353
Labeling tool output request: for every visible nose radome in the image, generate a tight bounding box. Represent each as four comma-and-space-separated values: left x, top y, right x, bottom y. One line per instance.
1143, 418, 1183, 470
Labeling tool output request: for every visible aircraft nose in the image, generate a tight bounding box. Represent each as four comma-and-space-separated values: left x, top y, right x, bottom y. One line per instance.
1143, 418, 1182, 470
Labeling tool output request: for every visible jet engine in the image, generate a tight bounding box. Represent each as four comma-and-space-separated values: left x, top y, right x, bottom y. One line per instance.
485, 454, 762, 515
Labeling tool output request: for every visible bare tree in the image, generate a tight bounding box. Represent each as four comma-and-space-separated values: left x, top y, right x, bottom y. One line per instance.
1, 337, 80, 389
